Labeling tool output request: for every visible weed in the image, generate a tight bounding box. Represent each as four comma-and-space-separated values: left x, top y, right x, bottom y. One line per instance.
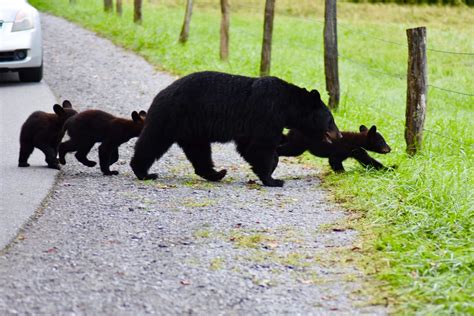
210, 257, 225, 270
182, 198, 215, 208
194, 229, 211, 239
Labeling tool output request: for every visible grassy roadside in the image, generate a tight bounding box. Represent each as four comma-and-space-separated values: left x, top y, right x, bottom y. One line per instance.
30, 0, 473, 313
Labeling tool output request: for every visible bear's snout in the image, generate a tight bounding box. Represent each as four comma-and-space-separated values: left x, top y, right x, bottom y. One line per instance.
381, 145, 391, 154
326, 130, 343, 142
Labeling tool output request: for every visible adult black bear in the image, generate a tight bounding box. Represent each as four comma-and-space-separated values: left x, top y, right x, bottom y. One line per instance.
278, 125, 393, 172
58, 110, 147, 176
18, 100, 77, 170
130, 71, 341, 187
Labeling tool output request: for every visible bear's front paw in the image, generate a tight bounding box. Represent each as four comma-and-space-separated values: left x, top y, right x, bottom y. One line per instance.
103, 170, 119, 176
18, 162, 30, 168
262, 178, 285, 187
141, 173, 158, 180
198, 169, 227, 182
214, 169, 227, 181
59, 157, 66, 165
84, 161, 97, 167
47, 163, 61, 170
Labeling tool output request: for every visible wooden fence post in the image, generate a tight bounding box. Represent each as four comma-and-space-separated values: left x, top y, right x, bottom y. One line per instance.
116, 0, 123, 16
179, 0, 193, 43
104, 0, 113, 12
134, 0, 142, 24
323, 0, 340, 109
405, 27, 427, 156
220, 0, 230, 60
260, 0, 275, 76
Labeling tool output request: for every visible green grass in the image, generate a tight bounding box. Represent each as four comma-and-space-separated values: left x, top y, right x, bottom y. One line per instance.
31, 0, 473, 313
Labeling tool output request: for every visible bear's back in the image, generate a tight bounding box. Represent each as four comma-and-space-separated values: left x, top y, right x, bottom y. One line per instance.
20, 111, 57, 142
66, 110, 116, 141
155, 71, 301, 111
148, 72, 294, 137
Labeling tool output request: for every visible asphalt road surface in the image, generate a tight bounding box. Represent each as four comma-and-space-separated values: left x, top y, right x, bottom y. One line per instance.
0, 72, 58, 250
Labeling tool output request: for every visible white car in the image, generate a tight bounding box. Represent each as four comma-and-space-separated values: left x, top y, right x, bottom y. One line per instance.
0, 0, 42, 82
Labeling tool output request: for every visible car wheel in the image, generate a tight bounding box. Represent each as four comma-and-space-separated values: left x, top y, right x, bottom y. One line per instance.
19, 64, 43, 82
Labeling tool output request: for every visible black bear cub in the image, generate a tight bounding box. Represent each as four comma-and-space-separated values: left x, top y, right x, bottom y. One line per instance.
58, 109, 147, 176
278, 125, 392, 172
18, 100, 77, 170
130, 71, 341, 187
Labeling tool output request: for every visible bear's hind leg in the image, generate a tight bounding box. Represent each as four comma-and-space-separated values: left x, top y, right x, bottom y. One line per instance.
18, 142, 34, 167
58, 140, 78, 165
75, 142, 97, 167
131, 136, 173, 180
237, 141, 284, 187
179, 141, 227, 182
37, 144, 60, 170
99, 143, 119, 176
110, 147, 119, 165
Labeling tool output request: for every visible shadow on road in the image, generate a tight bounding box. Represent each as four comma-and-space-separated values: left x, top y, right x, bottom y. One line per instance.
0, 72, 40, 87
0, 72, 20, 84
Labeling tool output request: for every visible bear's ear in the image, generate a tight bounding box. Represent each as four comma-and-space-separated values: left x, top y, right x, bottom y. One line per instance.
139, 110, 147, 118
310, 89, 321, 100
53, 104, 65, 116
368, 125, 377, 135
62, 100, 72, 108
359, 125, 368, 132
131, 111, 141, 122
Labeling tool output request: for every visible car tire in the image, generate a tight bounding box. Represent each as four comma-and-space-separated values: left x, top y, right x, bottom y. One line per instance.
19, 64, 43, 82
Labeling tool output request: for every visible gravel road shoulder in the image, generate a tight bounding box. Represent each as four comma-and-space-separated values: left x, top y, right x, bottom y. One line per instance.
0, 14, 386, 315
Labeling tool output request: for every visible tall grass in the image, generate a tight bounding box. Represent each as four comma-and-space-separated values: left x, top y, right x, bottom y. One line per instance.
30, 0, 473, 313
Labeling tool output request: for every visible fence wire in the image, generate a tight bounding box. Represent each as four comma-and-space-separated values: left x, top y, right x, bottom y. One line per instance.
236, 13, 474, 100
229, 6, 474, 150
423, 128, 474, 148
428, 85, 474, 97
239, 25, 473, 98
336, 53, 405, 80
236, 27, 406, 81
317, 18, 474, 56
185, 2, 474, 56
340, 26, 474, 56
426, 48, 474, 56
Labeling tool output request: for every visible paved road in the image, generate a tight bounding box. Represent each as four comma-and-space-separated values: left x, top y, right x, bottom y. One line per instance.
0, 14, 386, 315
0, 73, 58, 250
